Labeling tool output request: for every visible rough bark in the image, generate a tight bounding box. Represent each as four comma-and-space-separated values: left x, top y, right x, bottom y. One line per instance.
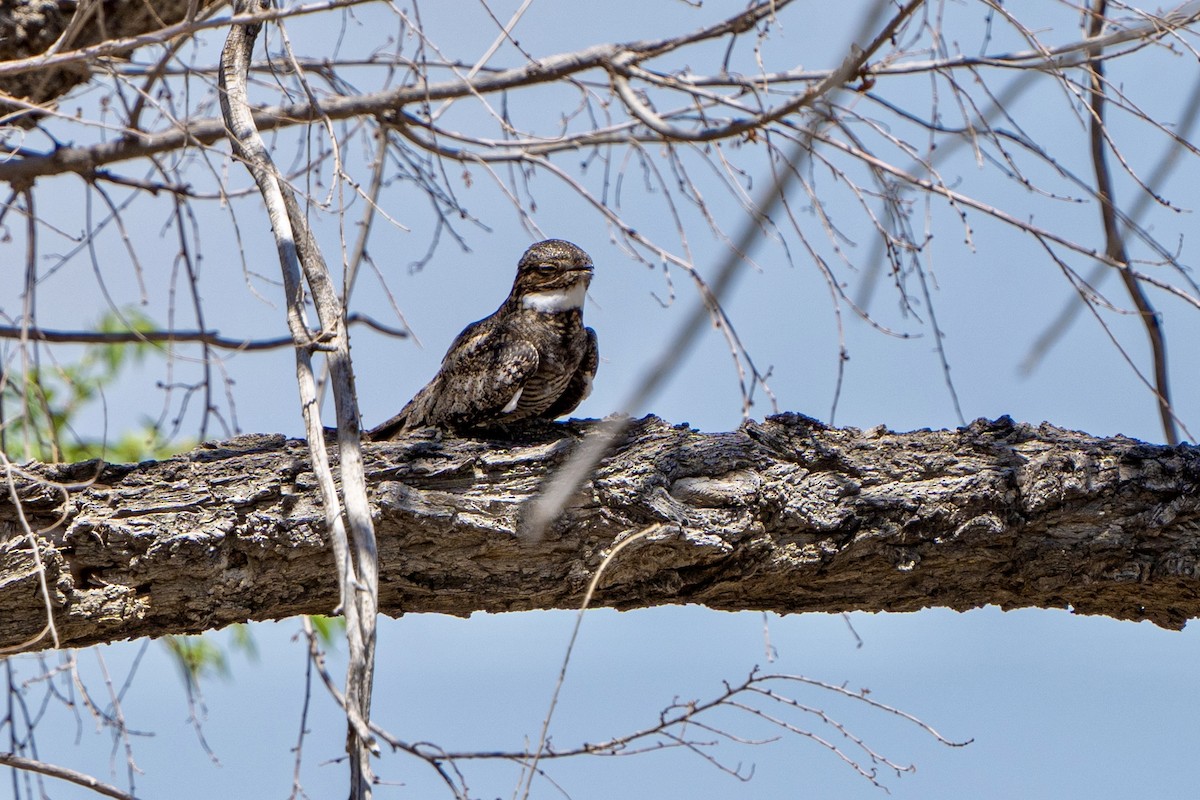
0, 0, 225, 122
1, 414, 1198, 653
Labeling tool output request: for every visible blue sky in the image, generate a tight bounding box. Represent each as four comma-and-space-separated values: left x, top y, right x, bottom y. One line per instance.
5, 1, 1200, 798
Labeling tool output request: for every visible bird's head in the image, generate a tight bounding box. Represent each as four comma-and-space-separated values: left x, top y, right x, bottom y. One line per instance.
512, 239, 594, 312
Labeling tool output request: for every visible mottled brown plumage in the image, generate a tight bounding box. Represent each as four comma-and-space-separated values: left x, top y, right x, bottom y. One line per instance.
367, 239, 598, 439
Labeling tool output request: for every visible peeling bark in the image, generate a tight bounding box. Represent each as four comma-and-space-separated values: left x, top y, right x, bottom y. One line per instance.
2, 414, 1199, 653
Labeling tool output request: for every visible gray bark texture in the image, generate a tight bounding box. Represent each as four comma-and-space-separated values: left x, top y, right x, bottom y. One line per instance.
2, 413, 1199, 653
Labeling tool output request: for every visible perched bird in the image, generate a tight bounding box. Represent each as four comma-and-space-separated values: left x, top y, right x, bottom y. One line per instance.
367, 239, 598, 439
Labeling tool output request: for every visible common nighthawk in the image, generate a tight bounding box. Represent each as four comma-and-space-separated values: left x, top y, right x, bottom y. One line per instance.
366, 239, 598, 439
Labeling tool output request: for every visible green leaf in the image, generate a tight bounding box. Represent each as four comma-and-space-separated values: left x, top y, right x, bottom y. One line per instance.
2, 306, 190, 462
164, 635, 230, 689
307, 615, 346, 648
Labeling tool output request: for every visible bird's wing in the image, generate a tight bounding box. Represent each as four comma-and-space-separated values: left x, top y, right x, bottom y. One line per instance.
433, 325, 540, 426
364, 408, 410, 441
374, 316, 539, 435
542, 326, 598, 420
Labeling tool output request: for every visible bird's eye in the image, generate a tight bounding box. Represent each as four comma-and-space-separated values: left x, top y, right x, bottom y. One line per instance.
535, 263, 557, 273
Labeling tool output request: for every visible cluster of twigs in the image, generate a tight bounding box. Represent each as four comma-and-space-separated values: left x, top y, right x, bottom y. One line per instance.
2, 646, 151, 800
3, 0, 1200, 798
0, 1, 1197, 442
291, 524, 967, 799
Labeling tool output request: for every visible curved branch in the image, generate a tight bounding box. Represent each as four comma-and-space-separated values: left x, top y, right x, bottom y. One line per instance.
607, 0, 923, 143
1085, 0, 1179, 444
0, 752, 136, 800
218, 2, 380, 794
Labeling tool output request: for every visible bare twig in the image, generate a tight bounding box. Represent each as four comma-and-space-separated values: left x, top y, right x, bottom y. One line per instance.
0, 752, 139, 800
1084, 0, 1178, 444
517, 524, 663, 798
0, 315, 407, 352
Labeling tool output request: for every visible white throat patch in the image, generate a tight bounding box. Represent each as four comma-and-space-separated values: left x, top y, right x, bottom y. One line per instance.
522, 282, 587, 313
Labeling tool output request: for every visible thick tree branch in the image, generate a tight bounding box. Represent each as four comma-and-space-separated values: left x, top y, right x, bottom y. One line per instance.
2, 414, 1198, 656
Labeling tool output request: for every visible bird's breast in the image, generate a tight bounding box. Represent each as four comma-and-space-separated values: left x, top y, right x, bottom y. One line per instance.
504, 311, 588, 419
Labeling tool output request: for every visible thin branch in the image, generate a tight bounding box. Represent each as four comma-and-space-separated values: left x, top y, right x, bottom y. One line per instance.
14, 0, 1195, 187
1084, 0, 1178, 444
0, 315, 407, 352
219, 4, 380, 798
517, 525, 663, 798
0, 0, 376, 82
0, 752, 138, 800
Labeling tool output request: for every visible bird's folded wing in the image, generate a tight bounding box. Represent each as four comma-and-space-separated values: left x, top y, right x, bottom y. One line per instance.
428, 330, 540, 426
543, 326, 598, 420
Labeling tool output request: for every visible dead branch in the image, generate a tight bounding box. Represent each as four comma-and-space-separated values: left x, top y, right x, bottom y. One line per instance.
2, 2, 1195, 185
